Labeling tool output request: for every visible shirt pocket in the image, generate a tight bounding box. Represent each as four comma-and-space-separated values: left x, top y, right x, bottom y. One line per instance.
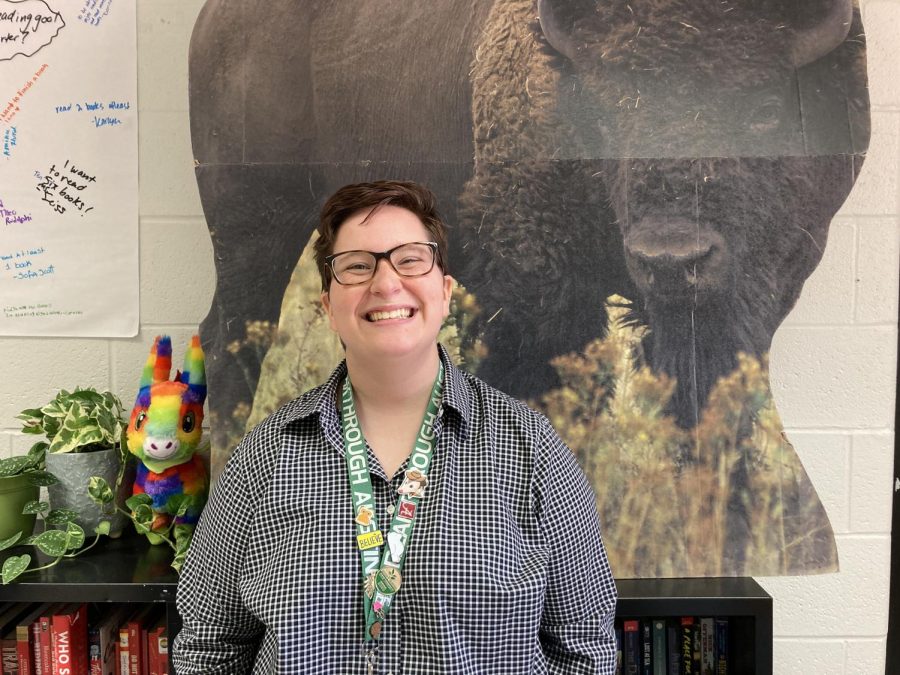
437, 497, 549, 632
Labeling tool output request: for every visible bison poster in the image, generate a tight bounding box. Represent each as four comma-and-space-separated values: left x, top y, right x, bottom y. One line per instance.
188, 0, 869, 577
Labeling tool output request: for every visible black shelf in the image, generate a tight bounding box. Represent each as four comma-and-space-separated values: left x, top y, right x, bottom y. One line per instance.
0, 536, 773, 674
616, 577, 773, 675
0, 531, 180, 672
0, 531, 178, 603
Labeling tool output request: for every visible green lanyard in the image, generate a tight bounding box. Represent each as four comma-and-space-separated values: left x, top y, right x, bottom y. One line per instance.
341, 362, 444, 643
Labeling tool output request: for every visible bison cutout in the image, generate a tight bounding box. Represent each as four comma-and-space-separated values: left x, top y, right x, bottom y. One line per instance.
189, 0, 869, 576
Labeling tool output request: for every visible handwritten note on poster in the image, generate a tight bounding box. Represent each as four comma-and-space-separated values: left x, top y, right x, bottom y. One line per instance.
0, 0, 137, 336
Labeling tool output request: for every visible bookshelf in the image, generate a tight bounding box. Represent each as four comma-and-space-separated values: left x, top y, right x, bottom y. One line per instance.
0, 532, 180, 672
616, 577, 773, 674
0, 535, 772, 674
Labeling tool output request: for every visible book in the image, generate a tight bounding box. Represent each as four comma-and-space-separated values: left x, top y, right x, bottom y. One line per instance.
146, 614, 167, 675
615, 624, 623, 675
680, 617, 694, 675
651, 619, 666, 675
16, 604, 52, 675
50, 603, 88, 675
623, 619, 640, 675
0, 603, 30, 675
699, 618, 715, 675
90, 605, 131, 675
35, 604, 63, 675
666, 621, 680, 675
641, 620, 651, 675
691, 619, 701, 675
119, 605, 157, 675
714, 618, 728, 675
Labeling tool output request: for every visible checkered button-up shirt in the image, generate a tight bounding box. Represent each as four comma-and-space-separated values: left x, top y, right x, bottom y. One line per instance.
173, 346, 617, 674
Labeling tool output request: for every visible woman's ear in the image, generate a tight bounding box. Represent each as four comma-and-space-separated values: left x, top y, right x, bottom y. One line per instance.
442, 275, 454, 318
321, 290, 337, 331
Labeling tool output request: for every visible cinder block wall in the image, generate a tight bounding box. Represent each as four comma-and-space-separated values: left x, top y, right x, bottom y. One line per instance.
0, 1, 896, 671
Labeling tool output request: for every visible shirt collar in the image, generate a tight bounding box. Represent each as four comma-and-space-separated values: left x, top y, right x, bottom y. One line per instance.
278, 343, 473, 436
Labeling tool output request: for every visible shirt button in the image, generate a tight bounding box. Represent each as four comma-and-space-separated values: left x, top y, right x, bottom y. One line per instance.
386, 504, 395, 515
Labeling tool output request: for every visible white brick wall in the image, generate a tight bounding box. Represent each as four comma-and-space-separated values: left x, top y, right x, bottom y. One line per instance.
0, 1, 895, 672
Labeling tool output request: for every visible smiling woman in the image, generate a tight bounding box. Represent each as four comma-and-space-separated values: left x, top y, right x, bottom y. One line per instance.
172, 180, 619, 674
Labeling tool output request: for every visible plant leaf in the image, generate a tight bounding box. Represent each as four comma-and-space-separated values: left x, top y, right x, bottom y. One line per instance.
65, 522, 85, 550
25, 471, 59, 487
0, 532, 23, 551
125, 494, 153, 511
167, 495, 191, 518
45, 509, 79, 525
94, 520, 111, 536
0, 457, 31, 477
88, 477, 115, 505
22, 501, 49, 515
1, 555, 31, 584
133, 504, 153, 524
32, 529, 68, 557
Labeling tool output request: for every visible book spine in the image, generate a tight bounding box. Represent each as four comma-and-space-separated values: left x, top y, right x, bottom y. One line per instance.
14, 626, 30, 675
89, 625, 102, 675
157, 631, 168, 675
127, 623, 139, 675
38, 617, 51, 675
623, 619, 640, 675
651, 619, 666, 675
666, 622, 680, 675
1, 642, 19, 675
615, 624, 623, 675
117, 627, 129, 675
641, 621, 651, 675
31, 621, 42, 675
714, 619, 728, 675
51, 614, 71, 675
680, 617, 694, 675
700, 618, 715, 675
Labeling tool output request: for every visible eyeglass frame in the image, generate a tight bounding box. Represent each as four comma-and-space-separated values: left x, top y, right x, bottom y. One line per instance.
324, 241, 441, 286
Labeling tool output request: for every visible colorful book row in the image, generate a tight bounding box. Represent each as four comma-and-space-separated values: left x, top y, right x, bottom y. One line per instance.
0, 602, 168, 675
615, 616, 730, 675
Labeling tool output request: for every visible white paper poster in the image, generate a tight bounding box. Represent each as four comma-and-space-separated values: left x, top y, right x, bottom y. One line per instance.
0, 0, 138, 336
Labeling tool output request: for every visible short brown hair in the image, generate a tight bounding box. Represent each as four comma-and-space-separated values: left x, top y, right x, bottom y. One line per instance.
314, 180, 450, 291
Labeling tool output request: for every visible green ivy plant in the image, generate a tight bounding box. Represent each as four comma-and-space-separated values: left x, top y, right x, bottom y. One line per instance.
0, 503, 111, 583
16, 387, 127, 455
0, 387, 128, 584
0, 441, 59, 485
87, 477, 193, 573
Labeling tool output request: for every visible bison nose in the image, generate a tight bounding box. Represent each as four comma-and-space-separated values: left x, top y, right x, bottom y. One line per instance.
624, 221, 726, 301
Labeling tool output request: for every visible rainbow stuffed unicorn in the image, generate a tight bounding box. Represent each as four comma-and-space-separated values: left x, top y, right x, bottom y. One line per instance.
126, 335, 209, 548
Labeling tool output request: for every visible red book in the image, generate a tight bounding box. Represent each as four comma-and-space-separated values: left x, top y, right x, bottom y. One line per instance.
50, 604, 88, 675
119, 606, 156, 675
146, 614, 166, 675
33, 604, 62, 675
0, 603, 29, 675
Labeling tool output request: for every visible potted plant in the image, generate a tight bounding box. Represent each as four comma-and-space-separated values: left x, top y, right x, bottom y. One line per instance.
16, 387, 134, 538
0, 442, 58, 541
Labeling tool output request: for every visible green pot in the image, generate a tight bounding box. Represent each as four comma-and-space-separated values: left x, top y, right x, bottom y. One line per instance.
0, 474, 39, 541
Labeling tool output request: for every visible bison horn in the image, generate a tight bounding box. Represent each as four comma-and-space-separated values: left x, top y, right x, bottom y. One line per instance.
791, 0, 852, 67
537, 0, 597, 61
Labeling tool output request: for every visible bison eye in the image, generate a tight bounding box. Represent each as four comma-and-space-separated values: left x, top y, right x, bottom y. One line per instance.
135, 411, 147, 431
182, 411, 196, 433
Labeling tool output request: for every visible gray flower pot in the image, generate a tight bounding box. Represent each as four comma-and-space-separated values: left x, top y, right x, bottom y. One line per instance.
46, 447, 134, 537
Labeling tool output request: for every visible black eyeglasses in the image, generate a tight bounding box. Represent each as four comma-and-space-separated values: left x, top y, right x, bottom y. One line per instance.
325, 242, 439, 286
